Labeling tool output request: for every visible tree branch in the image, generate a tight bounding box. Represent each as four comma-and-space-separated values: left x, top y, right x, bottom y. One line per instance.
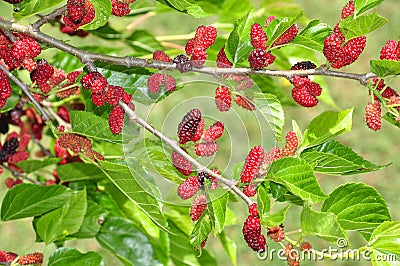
1, 163, 43, 185
31, 6, 68, 30
120, 102, 255, 206
0, 20, 377, 85
0, 64, 51, 121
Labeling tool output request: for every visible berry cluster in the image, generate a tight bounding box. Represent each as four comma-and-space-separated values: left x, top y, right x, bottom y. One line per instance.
80, 71, 133, 134
323, 1, 366, 68
267, 224, 285, 242
248, 16, 298, 69
290, 61, 321, 108
61, 0, 95, 35
185, 25, 217, 68
284, 244, 300, 266
0, 250, 43, 265
111, 0, 133, 17
380, 39, 400, 61
242, 204, 267, 253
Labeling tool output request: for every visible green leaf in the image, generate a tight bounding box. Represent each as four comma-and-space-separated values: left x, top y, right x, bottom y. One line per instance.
0, 84, 20, 112
36, 189, 87, 244
267, 157, 327, 203
339, 11, 387, 40
96, 216, 162, 266
70, 111, 122, 142
186, 5, 211, 18
97, 160, 169, 231
302, 108, 353, 150
209, 190, 229, 234
14, 0, 64, 20
383, 112, 400, 129
225, 11, 253, 64
57, 163, 107, 183
80, 0, 112, 31
257, 183, 271, 217
355, 0, 385, 15
48, 248, 103, 266
292, 20, 332, 52
190, 216, 212, 249
300, 140, 389, 175
70, 200, 108, 239
301, 205, 348, 243
1, 184, 70, 221
265, 12, 303, 47
370, 60, 400, 77
125, 30, 164, 54
253, 92, 284, 140
89, 23, 125, 40
261, 206, 290, 227
321, 183, 391, 238
369, 222, 400, 256
15, 158, 60, 173
218, 231, 237, 266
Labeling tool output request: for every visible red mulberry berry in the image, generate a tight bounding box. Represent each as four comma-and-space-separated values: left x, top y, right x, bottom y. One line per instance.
282, 131, 298, 157
272, 24, 299, 47
248, 49, 268, 70
300, 241, 312, 253
177, 175, 200, 199
192, 118, 204, 142
243, 184, 257, 197
292, 86, 318, 107
80, 72, 106, 91
215, 86, 232, 112
164, 74, 176, 92
92, 91, 106, 106
172, 150, 192, 176
121, 91, 132, 104
18, 252, 44, 265
147, 73, 164, 93
203, 121, 224, 141
240, 146, 265, 183
249, 203, 259, 216
195, 142, 218, 157
267, 224, 285, 242
190, 194, 207, 221
67, 2, 85, 22
0, 70, 12, 109
216, 47, 232, 68
153, 50, 171, 62
105, 85, 124, 106
343, 36, 366, 64
194, 25, 217, 50
111, 0, 131, 17
173, 54, 192, 73
323, 33, 345, 68
57, 106, 70, 123
250, 23, 267, 50
265, 16, 276, 27
109, 105, 125, 134
235, 95, 256, 111
30, 59, 54, 85
11, 37, 41, 59
5, 178, 22, 189
342, 1, 355, 19
365, 102, 382, 131
185, 38, 195, 56
380, 39, 399, 60
190, 47, 207, 68
242, 215, 266, 252
177, 109, 202, 144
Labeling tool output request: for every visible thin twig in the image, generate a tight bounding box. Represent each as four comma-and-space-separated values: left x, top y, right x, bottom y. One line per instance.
0, 64, 51, 121
42, 100, 72, 131
1, 163, 43, 185
31, 6, 67, 29
120, 102, 255, 206
29, 132, 53, 157
0, 20, 377, 85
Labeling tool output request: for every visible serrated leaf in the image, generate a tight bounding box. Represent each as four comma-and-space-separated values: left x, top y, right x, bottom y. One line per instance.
70, 200, 108, 239
70, 111, 122, 142
370, 60, 400, 77
186, 5, 210, 18
253, 92, 284, 140
355, 0, 385, 15
261, 206, 290, 227
301, 205, 348, 243
14, 0, 64, 20
190, 216, 212, 249
322, 183, 391, 238
267, 157, 327, 203
369, 222, 400, 257
57, 163, 107, 183
257, 183, 271, 217
16, 158, 60, 173
1, 184, 71, 221
96, 216, 162, 266
36, 189, 87, 244
265, 12, 303, 47
225, 11, 253, 64
209, 190, 229, 234
80, 0, 112, 31
48, 247, 103, 266
339, 11, 387, 40
302, 108, 353, 150
292, 20, 332, 52
301, 140, 389, 175
97, 160, 169, 232
218, 231, 237, 266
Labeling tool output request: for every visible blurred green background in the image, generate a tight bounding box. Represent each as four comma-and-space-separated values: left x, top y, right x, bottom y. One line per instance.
1, 0, 400, 265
